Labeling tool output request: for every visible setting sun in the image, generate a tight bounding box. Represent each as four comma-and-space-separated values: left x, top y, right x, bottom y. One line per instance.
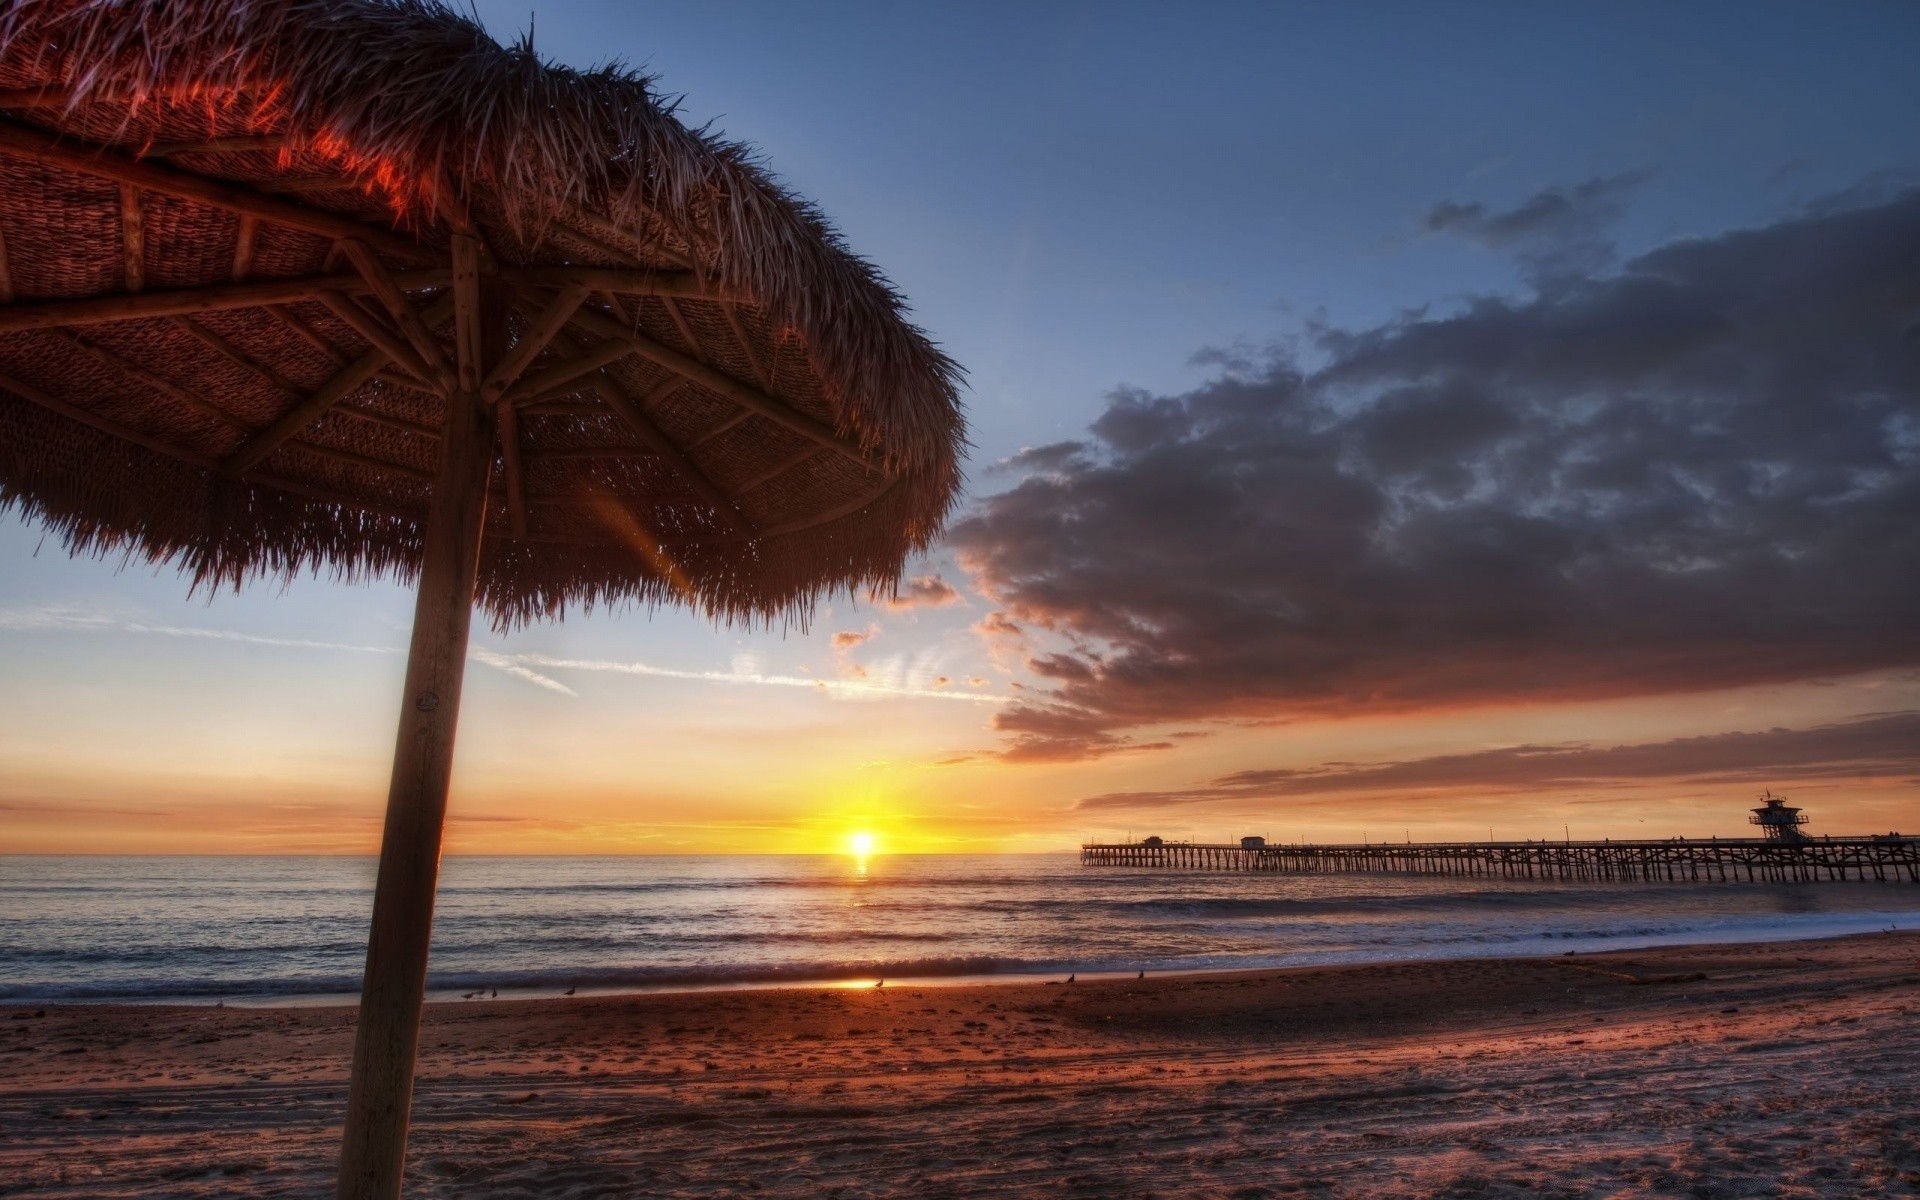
848, 831, 877, 857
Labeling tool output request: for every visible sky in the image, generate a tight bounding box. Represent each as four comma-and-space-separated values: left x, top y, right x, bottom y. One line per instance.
3, 1, 1918, 853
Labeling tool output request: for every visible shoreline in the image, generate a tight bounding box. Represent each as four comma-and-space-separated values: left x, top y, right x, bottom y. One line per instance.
11, 915, 1919, 1010
5, 931, 1917, 1196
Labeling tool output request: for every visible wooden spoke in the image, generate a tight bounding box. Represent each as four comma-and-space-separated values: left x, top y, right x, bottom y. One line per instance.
285, 438, 432, 480
337, 403, 436, 439
731, 445, 822, 497
499, 265, 715, 299
224, 294, 456, 475
481, 283, 588, 403
318, 292, 436, 386
684, 409, 752, 452
232, 214, 258, 282
0, 367, 216, 468
53, 330, 248, 431
256, 176, 366, 195
587, 376, 752, 537
0, 221, 13, 302
222, 348, 389, 474
143, 135, 286, 159
721, 305, 769, 387
337, 240, 452, 388
263, 304, 349, 365
518, 399, 606, 417
539, 326, 754, 537
0, 89, 74, 109
0, 268, 452, 334
120, 185, 144, 293
0, 118, 429, 264
525, 444, 654, 460
566, 306, 877, 469
562, 209, 696, 272
660, 296, 705, 358
499, 335, 633, 404
172, 316, 305, 393
3, 364, 419, 503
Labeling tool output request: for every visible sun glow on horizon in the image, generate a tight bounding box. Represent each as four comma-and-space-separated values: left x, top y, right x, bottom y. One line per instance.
848, 831, 877, 857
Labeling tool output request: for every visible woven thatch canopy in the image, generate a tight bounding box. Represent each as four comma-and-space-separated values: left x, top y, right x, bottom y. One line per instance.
0, 0, 965, 628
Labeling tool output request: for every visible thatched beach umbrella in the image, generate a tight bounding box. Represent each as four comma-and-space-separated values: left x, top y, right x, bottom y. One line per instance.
0, 2, 964, 1195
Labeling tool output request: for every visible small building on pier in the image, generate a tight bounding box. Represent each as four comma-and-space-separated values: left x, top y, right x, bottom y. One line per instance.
1240, 836, 1267, 850
1750, 792, 1810, 842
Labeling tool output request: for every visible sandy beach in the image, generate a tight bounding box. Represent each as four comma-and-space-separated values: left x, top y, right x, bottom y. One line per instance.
3, 931, 1916, 1198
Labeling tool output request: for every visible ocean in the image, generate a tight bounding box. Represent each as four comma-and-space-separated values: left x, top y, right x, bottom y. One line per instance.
3, 854, 1916, 1005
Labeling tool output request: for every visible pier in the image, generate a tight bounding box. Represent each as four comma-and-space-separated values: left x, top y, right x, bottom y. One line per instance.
1079, 836, 1920, 883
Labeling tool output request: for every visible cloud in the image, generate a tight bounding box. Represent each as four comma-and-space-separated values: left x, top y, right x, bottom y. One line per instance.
481, 651, 1005, 704
881, 574, 964, 611
831, 629, 874, 649
951, 190, 1920, 761
1076, 711, 1920, 810
1422, 170, 1653, 277
466, 648, 577, 696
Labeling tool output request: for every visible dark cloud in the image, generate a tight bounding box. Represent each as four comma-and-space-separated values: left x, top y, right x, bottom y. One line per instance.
883, 573, 963, 611
1077, 711, 1920, 810
1422, 170, 1653, 277
952, 190, 1920, 762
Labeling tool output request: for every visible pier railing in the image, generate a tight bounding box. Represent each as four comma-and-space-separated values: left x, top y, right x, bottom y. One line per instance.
1079, 837, 1920, 883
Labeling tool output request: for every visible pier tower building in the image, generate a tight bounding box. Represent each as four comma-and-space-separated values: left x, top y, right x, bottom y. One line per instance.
1749, 792, 1811, 842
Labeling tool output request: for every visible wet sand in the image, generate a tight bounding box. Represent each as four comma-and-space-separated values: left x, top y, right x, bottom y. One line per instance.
3, 932, 1917, 1198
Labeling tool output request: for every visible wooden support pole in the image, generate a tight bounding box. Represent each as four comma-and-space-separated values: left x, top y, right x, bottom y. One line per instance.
335, 281, 507, 1200
0, 220, 12, 302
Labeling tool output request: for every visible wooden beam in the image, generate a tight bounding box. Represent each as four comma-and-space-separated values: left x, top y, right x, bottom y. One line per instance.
337, 240, 452, 388
0, 118, 429, 264
500, 266, 717, 300
586, 376, 753, 537
497, 400, 527, 537
224, 293, 456, 475
0, 89, 74, 109
172, 315, 308, 396
0, 367, 216, 469
500, 335, 635, 404
223, 348, 389, 475
534, 320, 753, 537
566, 306, 875, 467
483, 284, 590, 403
263, 304, 348, 365
0, 366, 419, 518
0, 268, 451, 333
685, 409, 752, 453
525, 444, 654, 461
560, 209, 696, 271
518, 399, 606, 418
731, 445, 822, 497
120, 185, 144, 293
337, 403, 437, 439
721, 305, 770, 387
0, 220, 12, 302
54, 330, 248, 431
232, 214, 258, 282
285, 438, 432, 481
317, 292, 436, 386
660, 296, 706, 358
145, 135, 286, 159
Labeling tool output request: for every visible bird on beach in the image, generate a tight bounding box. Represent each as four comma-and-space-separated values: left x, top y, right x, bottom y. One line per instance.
564, 987, 576, 996
875, 979, 885, 989
1067, 974, 1076, 984
491, 988, 498, 998
1138, 971, 1145, 980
